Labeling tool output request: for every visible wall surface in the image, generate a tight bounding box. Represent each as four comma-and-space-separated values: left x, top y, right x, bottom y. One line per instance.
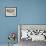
0, 0, 46, 44
21, 25, 46, 30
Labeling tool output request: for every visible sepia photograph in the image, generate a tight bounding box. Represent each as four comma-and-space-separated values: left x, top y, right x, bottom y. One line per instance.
5, 7, 16, 16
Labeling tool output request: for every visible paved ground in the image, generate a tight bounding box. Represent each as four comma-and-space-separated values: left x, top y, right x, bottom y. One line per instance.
0, 40, 46, 46
19, 39, 46, 46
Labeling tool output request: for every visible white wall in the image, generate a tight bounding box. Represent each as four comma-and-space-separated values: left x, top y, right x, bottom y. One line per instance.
21, 25, 46, 30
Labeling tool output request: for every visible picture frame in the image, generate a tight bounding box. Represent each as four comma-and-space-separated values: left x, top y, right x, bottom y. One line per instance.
18, 24, 46, 42
5, 7, 16, 17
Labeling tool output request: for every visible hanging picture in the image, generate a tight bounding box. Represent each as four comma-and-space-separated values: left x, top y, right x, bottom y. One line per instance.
5, 7, 16, 16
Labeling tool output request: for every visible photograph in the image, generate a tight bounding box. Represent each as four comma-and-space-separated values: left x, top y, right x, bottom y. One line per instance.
5, 7, 16, 16
18, 24, 46, 46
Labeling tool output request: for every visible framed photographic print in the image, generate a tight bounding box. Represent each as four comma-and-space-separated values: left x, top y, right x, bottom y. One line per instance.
5, 7, 16, 16
18, 24, 46, 42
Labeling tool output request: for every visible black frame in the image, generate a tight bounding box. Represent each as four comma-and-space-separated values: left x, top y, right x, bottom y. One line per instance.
5, 7, 17, 17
